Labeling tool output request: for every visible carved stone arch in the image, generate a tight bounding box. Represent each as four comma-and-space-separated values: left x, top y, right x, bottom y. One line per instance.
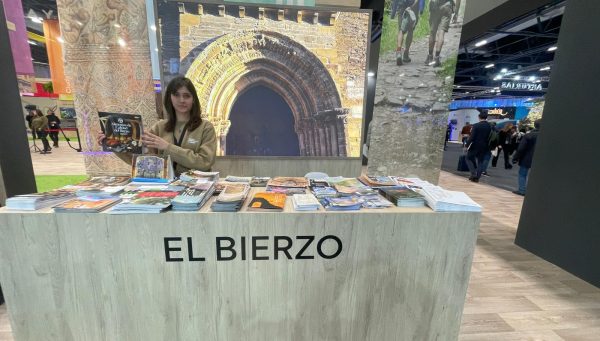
182, 30, 348, 156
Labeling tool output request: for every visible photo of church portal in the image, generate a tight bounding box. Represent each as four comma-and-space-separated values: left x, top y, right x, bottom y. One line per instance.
157, 2, 371, 157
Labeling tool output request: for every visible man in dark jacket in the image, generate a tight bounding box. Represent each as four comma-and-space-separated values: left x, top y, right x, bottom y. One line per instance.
46, 110, 61, 147
512, 119, 541, 195
465, 112, 492, 182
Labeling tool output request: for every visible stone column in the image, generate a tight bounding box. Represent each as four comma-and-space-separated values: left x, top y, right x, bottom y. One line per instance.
57, 0, 157, 175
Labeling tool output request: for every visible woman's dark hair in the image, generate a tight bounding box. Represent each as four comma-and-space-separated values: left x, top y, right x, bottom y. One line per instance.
34, 109, 44, 117
163, 76, 202, 132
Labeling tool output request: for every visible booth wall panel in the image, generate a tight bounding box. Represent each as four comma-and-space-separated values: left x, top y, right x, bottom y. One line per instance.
515, 2, 600, 287
0, 2, 37, 204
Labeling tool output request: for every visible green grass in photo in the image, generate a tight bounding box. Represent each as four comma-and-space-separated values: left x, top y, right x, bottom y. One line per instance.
35, 175, 88, 193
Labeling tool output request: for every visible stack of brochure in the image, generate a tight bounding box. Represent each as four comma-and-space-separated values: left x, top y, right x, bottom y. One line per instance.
266, 177, 308, 195
6, 189, 76, 211
330, 178, 377, 196
210, 183, 250, 212
171, 182, 215, 211
292, 194, 321, 211
310, 186, 338, 199
359, 194, 394, 209
358, 175, 398, 188
250, 177, 271, 187
379, 186, 426, 207
224, 175, 253, 183
409, 179, 481, 212
109, 189, 181, 214
75, 186, 126, 198
179, 170, 219, 182
54, 197, 122, 213
319, 196, 363, 211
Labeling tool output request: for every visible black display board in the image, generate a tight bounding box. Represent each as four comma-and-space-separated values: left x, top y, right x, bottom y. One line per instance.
0, 3, 37, 201
515, 1, 600, 287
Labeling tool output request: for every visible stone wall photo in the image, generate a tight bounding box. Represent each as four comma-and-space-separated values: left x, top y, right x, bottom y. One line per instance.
367, 0, 466, 183
157, 2, 370, 157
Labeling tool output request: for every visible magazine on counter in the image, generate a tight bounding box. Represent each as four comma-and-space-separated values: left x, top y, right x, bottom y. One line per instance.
131, 155, 174, 183
247, 192, 286, 212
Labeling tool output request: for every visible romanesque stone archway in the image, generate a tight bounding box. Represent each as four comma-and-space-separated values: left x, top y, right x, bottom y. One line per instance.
181, 30, 349, 156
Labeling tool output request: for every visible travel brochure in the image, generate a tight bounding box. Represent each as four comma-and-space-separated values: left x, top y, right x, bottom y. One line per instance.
98, 112, 143, 154
4, 173, 481, 213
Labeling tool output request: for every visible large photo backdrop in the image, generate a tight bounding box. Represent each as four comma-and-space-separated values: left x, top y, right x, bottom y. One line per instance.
367, 0, 466, 183
157, 2, 370, 157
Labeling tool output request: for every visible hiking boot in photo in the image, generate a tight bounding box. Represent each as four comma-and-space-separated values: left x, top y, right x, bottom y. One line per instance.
396, 51, 403, 66
424, 54, 433, 65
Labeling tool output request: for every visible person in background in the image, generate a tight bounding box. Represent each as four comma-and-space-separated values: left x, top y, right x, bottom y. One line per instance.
444, 122, 452, 150
460, 122, 472, 150
492, 123, 514, 169
31, 109, 51, 154
98, 76, 217, 175
512, 119, 541, 196
451, 0, 462, 24
479, 121, 497, 177
25, 109, 37, 139
425, 0, 455, 67
391, 0, 421, 66
46, 109, 61, 148
465, 112, 492, 182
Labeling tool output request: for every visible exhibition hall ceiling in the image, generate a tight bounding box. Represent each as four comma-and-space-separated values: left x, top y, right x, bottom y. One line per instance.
454, 0, 565, 100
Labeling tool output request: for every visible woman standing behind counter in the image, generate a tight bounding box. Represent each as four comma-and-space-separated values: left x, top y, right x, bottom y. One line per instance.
98, 76, 217, 175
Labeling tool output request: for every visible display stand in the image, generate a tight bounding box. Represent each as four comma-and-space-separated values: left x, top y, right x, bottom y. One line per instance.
0, 191, 480, 340
28, 132, 42, 153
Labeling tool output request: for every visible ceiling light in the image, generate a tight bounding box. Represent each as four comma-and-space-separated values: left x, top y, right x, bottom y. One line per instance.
118, 38, 126, 47
368, 72, 375, 77
484, 63, 494, 69
540, 66, 551, 71
28, 40, 37, 45
30, 16, 42, 24
114, 24, 121, 28
456, 85, 461, 88
501, 68, 508, 73
475, 40, 488, 47
493, 75, 502, 80
514, 76, 521, 80
548, 46, 557, 52
528, 76, 536, 82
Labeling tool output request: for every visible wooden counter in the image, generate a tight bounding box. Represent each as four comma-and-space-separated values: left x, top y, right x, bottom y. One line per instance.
0, 191, 480, 340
